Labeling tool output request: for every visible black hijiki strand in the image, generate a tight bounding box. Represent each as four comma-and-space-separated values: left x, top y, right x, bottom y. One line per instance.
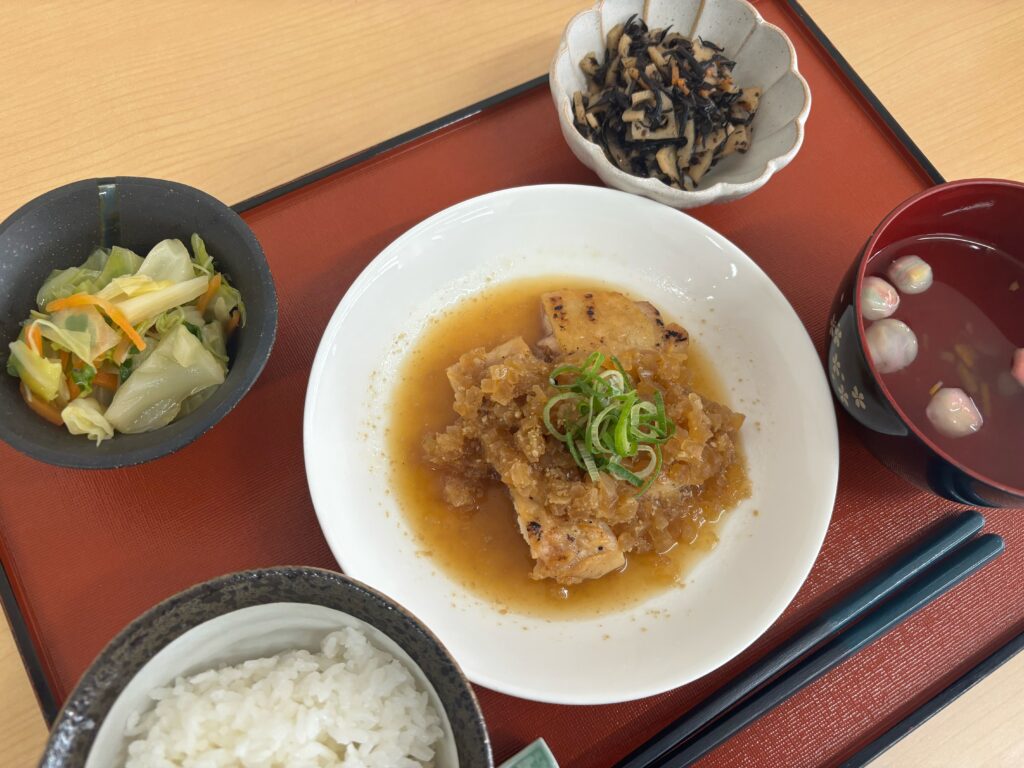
569, 14, 759, 189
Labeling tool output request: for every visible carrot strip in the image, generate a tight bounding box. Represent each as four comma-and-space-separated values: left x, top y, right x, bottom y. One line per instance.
225, 309, 241, 337
93, 372, 119, 391
20, 382, 63, 426
67, 374, 81, 400
26, 323, 43, 355
196, 274, 222, 315
46, 293, 146, 351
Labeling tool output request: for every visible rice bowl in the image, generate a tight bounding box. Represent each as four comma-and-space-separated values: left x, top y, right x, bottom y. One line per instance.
40, 568, 492, 768
124, 627, 444, 767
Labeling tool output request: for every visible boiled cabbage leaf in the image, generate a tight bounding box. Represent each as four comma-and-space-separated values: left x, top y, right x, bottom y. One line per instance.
95, 246, 142, 289
137, 239, 194, 284
97, 274, 173, 301
36, 266, 99, 309
154, 305, 205, 337
114, 276, 209, 326
61, 397, 114, 445
7, 340, 62, 401
190, 233, 214, 276
105, 325, 224, 434
199, 321, 228, 369
36, 307, 120, 364
207, 278, 246, 326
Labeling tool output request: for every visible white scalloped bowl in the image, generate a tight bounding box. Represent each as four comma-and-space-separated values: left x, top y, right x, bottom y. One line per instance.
551, 0, 811, 208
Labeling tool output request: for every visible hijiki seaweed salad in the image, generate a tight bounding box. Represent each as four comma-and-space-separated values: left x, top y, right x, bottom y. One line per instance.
571, 15, 761, 189
6, 235, 244, 444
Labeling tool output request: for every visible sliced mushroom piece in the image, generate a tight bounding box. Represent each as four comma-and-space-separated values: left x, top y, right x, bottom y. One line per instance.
628, 92, 678, 140
689, 128, 727, 182
585, 112, 600, 130
630, 90, 656, 107
739, 87, 761, 112
617, 32, 632, 58
721, 124, 751, 155
697, 126, 728, 154
573, 91, 587, 124
630, 111, 679, 140
580, 52, 601, 78
647, 45, 668, 68
606, 22, 625, 54
730, 104, 752, 124
688, 150, 714, 183
676, 117, 696, 168
692, 38, 715, 63
604, 132, 633, 172
604, 55, 621, 87
656, 146, 680, 182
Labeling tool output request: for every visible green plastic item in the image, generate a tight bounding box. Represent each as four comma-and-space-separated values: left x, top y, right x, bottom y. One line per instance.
499, 738, 559, 768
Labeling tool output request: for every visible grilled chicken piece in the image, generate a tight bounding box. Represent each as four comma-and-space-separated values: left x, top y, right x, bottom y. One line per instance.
539, 290, 688, 356
512, 491, 625, 583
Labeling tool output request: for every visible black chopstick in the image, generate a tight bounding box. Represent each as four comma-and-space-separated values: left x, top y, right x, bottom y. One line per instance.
656, 532, 1004, 767
617, 511, 986, 768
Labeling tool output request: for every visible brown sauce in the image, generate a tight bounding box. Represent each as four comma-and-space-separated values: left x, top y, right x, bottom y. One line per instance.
388, 277, 749, 618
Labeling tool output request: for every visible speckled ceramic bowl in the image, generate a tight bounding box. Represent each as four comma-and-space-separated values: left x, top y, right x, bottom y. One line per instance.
38, 567, 492, 768
551, 0, 810, 208
0, 177, 277, 468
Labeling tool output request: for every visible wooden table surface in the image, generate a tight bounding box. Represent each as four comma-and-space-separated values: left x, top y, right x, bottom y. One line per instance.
1, 1, 1023, 765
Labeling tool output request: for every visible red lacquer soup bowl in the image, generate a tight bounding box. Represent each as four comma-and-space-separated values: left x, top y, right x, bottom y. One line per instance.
828, 179, 1024, 507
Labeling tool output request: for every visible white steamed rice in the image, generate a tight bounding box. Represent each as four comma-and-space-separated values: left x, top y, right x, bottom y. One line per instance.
123, 627, 444, 768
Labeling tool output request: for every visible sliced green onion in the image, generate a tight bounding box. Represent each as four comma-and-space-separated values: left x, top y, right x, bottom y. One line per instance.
577, 440, 601, 481
541, 351, 675, 495
542, 392, 579, 441
598, 369, 626, 394
614, 392, 637, 456
637, 445, 663, 494
633, 445, 659, 479
607, 459, 643, 487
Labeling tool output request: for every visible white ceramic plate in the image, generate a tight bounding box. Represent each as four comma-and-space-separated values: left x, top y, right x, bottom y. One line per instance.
304, 185, 837, 704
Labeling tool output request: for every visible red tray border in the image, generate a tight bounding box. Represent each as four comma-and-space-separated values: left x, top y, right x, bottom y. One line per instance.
0, 1, 968, 761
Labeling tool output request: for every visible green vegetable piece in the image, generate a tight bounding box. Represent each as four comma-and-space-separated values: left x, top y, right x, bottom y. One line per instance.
118, 357, 134, 384
8, 340, 62, 401
199, 321, 228, 368
95, 246, 142, 289
541, 351, 675, 495
80, 248, 110, 272
137, 239, 194, 284
207, 277, 246, 326
36, 267, 100, 309
105, 325, 224, 434
190, 233, 214, 276
61, 397, 113, 445
71, 364, 97, 397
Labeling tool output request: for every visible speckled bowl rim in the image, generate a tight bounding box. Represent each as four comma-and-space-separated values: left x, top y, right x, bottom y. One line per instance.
38, 567, 493, 768
0, 176, 278, 469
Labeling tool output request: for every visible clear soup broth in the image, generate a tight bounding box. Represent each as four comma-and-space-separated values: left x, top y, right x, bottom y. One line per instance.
868, 234, 1024, 488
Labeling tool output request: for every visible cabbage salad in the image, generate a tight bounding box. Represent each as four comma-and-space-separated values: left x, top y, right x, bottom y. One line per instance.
6, 235, 244, 444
